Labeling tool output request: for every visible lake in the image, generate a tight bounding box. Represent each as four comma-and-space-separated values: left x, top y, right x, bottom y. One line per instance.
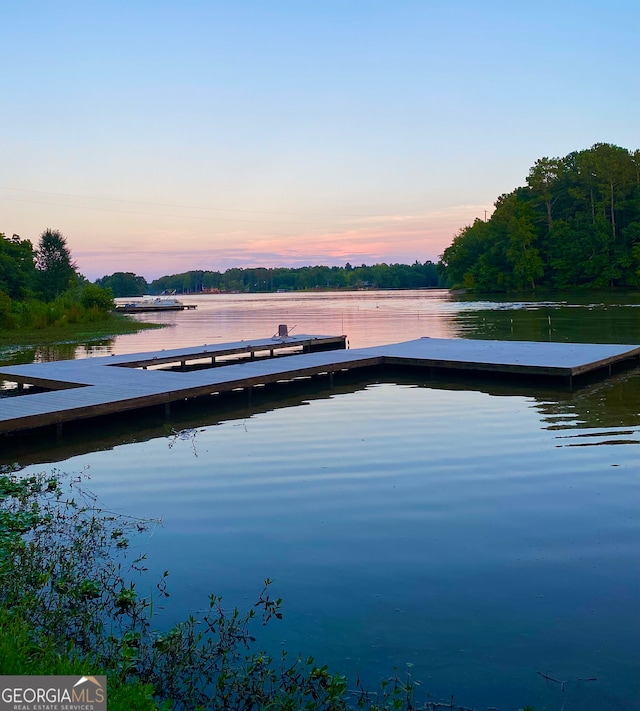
2, 290, 639, 710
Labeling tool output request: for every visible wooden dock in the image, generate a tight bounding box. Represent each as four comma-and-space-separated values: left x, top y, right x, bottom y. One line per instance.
1, 335, 639, 436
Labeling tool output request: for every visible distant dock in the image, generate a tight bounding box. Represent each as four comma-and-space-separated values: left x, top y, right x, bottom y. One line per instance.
113, 295, 197, 313
114, 303, 197, 313
1, 336, 639, 436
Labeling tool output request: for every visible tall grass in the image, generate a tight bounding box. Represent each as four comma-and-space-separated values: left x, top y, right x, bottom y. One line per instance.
0, 293, 112, 330
0, 608, 159, 710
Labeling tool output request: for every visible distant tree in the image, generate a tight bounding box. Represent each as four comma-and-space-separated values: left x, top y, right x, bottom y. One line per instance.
35, 229, 79, 301
202, 270, 222, 290
149, 261, 444, 293
95, 272, 148, 297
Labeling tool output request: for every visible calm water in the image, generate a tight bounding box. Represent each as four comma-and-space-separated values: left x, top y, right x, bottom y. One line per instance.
2, 290, 639, 710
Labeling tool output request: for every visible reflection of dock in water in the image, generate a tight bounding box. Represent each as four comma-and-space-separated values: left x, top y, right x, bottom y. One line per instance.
1, 336, 639, 437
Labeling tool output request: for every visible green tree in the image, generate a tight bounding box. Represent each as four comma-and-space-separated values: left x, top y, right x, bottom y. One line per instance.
440, 219, 491, 288
526, 156, 564, 231
440, 143, 640, 291
0, 233, 36, 300
95, 272, 148, 297
35, 229, 79, 301
80, 283, 115, 310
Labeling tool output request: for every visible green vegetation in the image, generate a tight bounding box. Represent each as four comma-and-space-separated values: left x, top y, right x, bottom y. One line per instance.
0, 609, 158, 710
0, 230, 160, 348
0, 468, 482, 710
0, 233, 35, 300
0, 286, 160, 349
95, 271, 149, 297
440, 143, 640, 292
148, 261, 441, 294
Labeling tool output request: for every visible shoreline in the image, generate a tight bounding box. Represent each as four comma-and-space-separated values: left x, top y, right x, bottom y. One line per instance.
0, 316, 164, 352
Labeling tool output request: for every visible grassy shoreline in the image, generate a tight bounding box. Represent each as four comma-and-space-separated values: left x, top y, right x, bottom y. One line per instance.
0, 314, 164, 349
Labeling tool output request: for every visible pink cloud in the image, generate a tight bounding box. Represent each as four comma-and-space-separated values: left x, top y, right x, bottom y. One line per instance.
75, 204, 490, 280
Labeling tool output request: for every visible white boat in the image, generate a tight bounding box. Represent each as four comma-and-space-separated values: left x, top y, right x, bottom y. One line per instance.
114, 295, 197, 313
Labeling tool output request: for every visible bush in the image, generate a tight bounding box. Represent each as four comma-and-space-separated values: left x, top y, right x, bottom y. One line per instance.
0, 288, 114, 331
0, 290, 17, 328
81, 283, 114, 311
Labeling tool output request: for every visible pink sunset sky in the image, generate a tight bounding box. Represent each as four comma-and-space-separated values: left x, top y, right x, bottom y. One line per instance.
2, 1, 638, 281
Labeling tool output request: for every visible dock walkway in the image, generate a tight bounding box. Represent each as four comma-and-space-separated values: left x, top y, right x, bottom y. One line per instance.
1, 336, 638, 435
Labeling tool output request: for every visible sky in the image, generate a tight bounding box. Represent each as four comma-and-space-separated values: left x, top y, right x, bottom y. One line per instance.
2, 1, 639, 281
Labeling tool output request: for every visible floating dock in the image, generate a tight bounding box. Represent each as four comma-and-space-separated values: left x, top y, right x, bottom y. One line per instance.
113, 302, 197, 313
1, 336, 639, 436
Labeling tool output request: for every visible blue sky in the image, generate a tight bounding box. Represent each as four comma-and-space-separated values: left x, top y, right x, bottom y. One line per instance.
2, 0, 638, 280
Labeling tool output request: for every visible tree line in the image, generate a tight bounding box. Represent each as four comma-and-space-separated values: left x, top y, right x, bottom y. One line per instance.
440, 143, 640, 291
97, 261, 442, 297
11, 143, 638, 306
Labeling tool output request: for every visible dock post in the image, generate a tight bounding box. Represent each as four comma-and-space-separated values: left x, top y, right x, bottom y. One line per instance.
329, 371, 334, 387
17, 382, 24, 391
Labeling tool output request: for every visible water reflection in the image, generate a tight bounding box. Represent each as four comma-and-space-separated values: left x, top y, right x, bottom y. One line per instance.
454, 303, 640, 343
0, 374, 372, 467
534, 368, 640, 431
0, 340, 115, 394
4, 364, 639, 468
451, 291, 640, 344
2, 291, 639, 367
0, 339, 115, 367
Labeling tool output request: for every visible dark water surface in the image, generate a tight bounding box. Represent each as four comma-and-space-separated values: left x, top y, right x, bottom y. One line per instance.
2, 291, 639, 710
